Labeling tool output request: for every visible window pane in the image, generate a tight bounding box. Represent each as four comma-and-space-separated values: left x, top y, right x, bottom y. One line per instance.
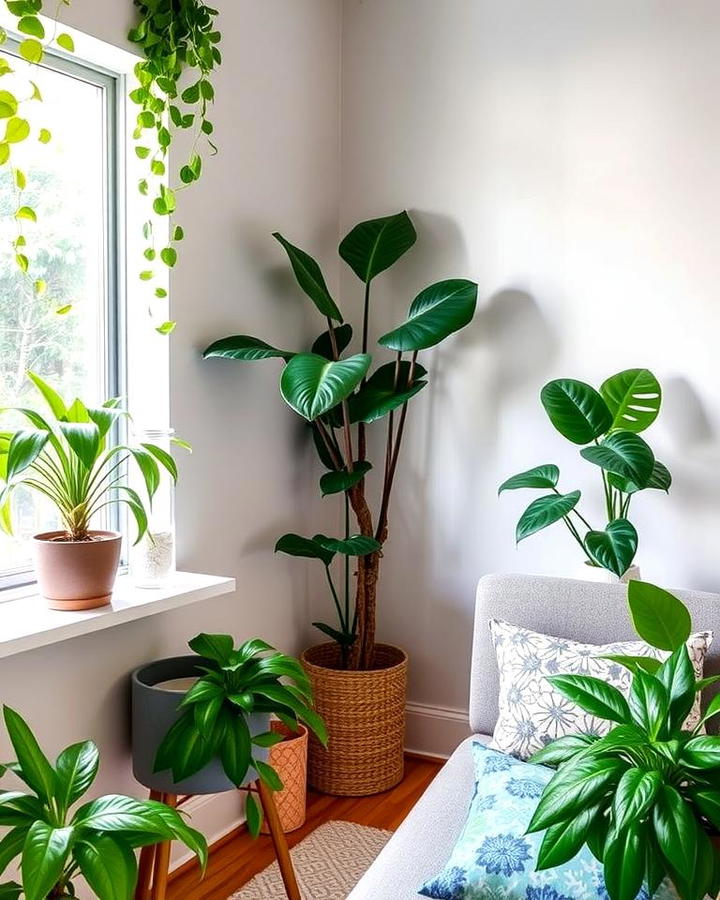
0, 51, 109, 580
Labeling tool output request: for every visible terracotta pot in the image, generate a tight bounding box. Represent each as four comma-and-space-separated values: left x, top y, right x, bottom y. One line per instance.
301, 642, 408, 796
260, 721, 308, 834
32, 530, 122, 610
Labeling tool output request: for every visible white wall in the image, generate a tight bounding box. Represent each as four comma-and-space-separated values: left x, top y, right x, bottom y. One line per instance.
0, 0, 341, 858
340, 0, 720, 740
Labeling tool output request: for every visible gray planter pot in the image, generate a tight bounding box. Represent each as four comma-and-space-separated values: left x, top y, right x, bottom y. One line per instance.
131, 655, 269, 795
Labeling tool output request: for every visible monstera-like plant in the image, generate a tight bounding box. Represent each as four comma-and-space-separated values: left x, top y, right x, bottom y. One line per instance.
499, 370, 671, 578
204, 211, 478, 671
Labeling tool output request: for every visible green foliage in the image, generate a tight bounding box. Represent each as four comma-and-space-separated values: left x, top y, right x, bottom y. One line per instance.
128, 0, 221, 308
529, 581, 720, 900
0, 371, 185, 542
154, 635, 326, 837
499, 369, 671, 578
203, 211, 478, 667
0, 706, 206, 900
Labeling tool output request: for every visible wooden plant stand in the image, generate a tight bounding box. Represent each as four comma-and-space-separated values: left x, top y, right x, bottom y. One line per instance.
135, 780, 301, 900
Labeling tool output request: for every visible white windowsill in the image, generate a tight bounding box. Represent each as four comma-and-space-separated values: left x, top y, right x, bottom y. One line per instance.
0, 572, 235, 660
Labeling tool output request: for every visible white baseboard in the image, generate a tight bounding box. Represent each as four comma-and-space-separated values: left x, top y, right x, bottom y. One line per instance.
404, 701, 471, 759
170, 791, 246, 869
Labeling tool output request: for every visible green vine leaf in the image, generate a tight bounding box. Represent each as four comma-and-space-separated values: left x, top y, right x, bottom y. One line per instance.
18, 38, 43, 63
156, 321, 176, 335
17, 16, 45, 39
56, 33, 74, 52
5, 117, 30, 143
15, 206, 36, 222
38, 127, 50, 143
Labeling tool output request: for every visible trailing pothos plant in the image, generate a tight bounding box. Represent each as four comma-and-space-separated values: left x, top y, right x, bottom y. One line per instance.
0, 371, 183, 541
154, 633, 327, 836
0, 705, 206, 900
204, 211, 478, 670
499, 370, 671, 578
128, 0, 221, 334
0, 0, 76, 294
528, 580, 720, 900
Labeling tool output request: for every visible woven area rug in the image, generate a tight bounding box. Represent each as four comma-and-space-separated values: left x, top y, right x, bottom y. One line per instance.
230, 820, 391, 899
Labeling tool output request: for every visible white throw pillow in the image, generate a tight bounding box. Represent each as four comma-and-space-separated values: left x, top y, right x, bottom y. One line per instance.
489, 619, 713, 759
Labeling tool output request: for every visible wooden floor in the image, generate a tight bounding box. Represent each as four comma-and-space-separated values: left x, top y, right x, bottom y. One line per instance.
168, 755, 443, 900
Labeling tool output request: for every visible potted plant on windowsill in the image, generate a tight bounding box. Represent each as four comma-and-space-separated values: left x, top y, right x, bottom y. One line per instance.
132, 633, 326, 836
0, 372, 179, 610
0, 705, 206, 900
528, 580, 720, 900
499, 370, 671, 582
204, 211, 478, 795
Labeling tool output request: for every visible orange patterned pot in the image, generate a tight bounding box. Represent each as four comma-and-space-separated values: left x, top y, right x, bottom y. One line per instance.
260, 721, 308, 834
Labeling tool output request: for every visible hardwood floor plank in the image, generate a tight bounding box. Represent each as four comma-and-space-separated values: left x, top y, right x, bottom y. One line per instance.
167, 757, 442, 900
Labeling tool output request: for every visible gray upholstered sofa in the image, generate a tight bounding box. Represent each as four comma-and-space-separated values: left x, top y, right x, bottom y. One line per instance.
348, 572, 720, 900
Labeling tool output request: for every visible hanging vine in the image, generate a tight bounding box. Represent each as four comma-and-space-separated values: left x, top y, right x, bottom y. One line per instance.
0, 0, 75, 309
128, 0, 221, 334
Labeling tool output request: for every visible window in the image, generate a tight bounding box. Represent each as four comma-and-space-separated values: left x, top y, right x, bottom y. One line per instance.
0, 40, 123, 588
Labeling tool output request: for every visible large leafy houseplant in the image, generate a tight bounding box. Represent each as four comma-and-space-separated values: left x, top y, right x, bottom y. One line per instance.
204, 211, 478, 670
0, 706, 206, 900
153, 633, 327, 836
499, 370, 671, 578
528, 580, 720, 900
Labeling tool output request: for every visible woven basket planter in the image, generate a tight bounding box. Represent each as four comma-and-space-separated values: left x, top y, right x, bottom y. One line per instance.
260, 721, 308, 834
300, 642, 408, 796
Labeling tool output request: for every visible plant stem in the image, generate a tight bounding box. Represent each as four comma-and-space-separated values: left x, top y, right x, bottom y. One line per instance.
315, 420, 343, 470
344, 491, 350, 632
358, 280, 372, 462
324, 563, 347, 634
326, 316, 354, 471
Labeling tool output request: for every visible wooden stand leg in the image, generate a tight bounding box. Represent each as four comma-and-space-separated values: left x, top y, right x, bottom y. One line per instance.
136, 790, 162, 900
149, 793, 177, 900
256, 780, 301, 900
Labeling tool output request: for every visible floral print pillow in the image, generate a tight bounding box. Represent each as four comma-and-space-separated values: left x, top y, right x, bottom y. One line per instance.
418, 742, 678, 900
489, 619, 713, 759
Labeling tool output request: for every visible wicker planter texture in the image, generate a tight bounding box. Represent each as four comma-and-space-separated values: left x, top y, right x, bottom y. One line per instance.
300, 642, 408, 796
260, 721, 308, 834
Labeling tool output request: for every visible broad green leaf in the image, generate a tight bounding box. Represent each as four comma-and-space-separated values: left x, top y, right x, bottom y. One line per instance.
515, 491, 581, 542
55, 741, 99, 813
3, 117, 29, 144
128, 447, 160, 500
140, 443, 178, 482
194, 696, 223, 734
0, 827, 28, 877
21, 822, 73, 900
540, 379, 613, 444
75, 834, 136, 900
319, 461, 371, 496
0, 885, 21, 900
611, 768, 662, 832
378, 279, 478, 351
313, 621, 355, 645
681, 735, 720, 768
58, 422, 101, 470
627, 580, 691, 651
188, 633, 234, 666
311, 324, 353, 360
603, 822, 644, 900
73, 794, 172, 837
56, 32, 74, 52
688, 787, 720, 831
608, 459, 672, 495
160, 247, 177, 267
245, 791, 262, 837
697, 691, 720, 730
580, 432, 655, 489
152, 712, 215, 782
156, 321, 176, 335
584, 519, 638, 578
18, 40, 42, 64
203, 335, 294, 362
0, 91, 17, 118
14, 206, 35, 222
652, 785, 697, 880
6, 430, 48, 480
17, 16, 44, 39
275, 533, 335, 566
601, 654, 662, 676
27, 371, 67, 419
255, 759, 283, 792
537, 805, 600, 870
2, 708, 55, 803
348, 379, 426, 424
339, 211, 417, 283
249, 684, 327, 745
657, 646, 696, 730
313, 533, 381, 556
252, 732, 286, 748
601, 368, 662, 433
547, 674, 630, 724
498, 464, 560, 493
219, 715, 251, 786
273, 233, 342, 321
280, 353, 370, 421
529, 733, 599, 767
179, 678, 224, 708
628, 669, 668, 738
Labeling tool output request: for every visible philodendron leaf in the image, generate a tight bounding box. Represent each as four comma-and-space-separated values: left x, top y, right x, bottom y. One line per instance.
280, 353, 371, 421
378, 279, 478, 351
74, 833, 137, 900
600, 368, 662, 433
58, 422, 101, 470
187, 633, 234, 665
313, 533, 382, 556
2, 707, 56, 804
530, 733, 599, 767
311, 324, 353, 360
628, 669, 668, 738
21, 822, 73, 900
652, 785, 698, 882
273, 232, 342, 322
319, 461, 372, 495
580, 431, 655, 489
498, 465, 560, 493
608, 460, 672, 495
275, 533, 335, 566
627, 580, 691, 651
348, 380, 427, 424
584, 518, 638, 578
602, 822, 645, 900
515, 491, 581, 542
612, 768, 663, 833
6, 430, 48, 480
203, 335, 294, 362
547, 674, 631, 724
680, 735, 720, 769
536, 804, 601, 870
540, 379, 613, 445
339, 211, 417, 284
55, 741, 99, 813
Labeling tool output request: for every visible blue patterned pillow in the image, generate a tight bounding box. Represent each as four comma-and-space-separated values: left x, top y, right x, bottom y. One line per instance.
418, 742, 678, 900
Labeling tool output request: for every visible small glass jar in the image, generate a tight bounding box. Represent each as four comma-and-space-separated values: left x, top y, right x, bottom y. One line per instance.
130, 427, 176, 588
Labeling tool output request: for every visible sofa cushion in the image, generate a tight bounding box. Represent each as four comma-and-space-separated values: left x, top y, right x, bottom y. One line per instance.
489, 618, 712, 759
418, 741, 678, 900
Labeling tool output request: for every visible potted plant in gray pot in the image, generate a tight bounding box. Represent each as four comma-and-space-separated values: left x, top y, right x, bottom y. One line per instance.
0, 372, 181, 610
204, 210, 478, 795
132, 632, 326, 835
